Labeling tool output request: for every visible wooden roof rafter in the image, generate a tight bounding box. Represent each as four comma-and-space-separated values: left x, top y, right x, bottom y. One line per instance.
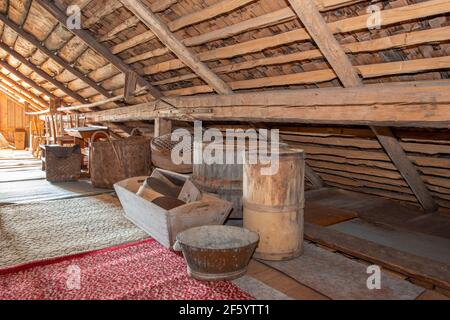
0, 41, 87, 103
35, 0, 163, 99
119, 0, 232, 95
0, 12, 115, 100
0, 59, 57, 100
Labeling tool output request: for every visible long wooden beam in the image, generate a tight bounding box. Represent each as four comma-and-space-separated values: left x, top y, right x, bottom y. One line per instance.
119, 0, 232, 95
288, 0, 361, 87
0, 42, 87, 103
86, 82, 450, 127
0, 13, 113, 100
87, 102, 450, 128
371, 127, 438, 212
35, 0, 162, 99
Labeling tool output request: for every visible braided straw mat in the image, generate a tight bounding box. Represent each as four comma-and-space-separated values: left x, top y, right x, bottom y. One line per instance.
0, 194, 148, 268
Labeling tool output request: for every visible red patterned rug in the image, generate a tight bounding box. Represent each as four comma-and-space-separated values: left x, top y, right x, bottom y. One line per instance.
0, 239, 253, 300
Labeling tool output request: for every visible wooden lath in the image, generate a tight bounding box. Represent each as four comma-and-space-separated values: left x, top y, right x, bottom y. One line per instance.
141, 0, 450, 76
119, 0, 232, 95
106, 0, 364, 55
35, 0, 162, 99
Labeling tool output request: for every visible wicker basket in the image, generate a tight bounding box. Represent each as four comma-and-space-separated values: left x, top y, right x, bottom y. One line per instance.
45, 145, 82, 182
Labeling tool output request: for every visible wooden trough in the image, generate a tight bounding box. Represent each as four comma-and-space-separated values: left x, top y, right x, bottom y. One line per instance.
114, 169, 233, 248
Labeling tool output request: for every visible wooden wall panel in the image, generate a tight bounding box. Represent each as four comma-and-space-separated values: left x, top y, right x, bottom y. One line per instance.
0, 92, 30, 142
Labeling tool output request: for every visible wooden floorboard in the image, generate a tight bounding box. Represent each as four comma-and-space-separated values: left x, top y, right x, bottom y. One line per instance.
305, 223, 450, 291
247, 260, 329, 300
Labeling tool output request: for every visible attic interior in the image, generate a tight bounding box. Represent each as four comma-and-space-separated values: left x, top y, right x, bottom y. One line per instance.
0, 0, 449, 301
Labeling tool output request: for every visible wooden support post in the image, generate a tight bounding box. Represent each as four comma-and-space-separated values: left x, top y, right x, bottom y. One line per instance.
371, 126, 438, 213
305, 163, 325, 189
154, 118, 172, 137
124, 70, 138, 103
49, 98, 61, 145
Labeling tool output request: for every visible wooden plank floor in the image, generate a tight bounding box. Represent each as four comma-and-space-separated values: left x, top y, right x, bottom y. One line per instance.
248, 257, 449, 300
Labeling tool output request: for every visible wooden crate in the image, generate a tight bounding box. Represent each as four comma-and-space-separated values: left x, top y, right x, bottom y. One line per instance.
114, 169, 233, 248
90, 136, 152, 188
45, 145, 82, 182
14, 129, 26, 150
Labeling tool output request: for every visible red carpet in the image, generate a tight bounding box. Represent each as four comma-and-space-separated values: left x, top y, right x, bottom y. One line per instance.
0, 239, 253, 300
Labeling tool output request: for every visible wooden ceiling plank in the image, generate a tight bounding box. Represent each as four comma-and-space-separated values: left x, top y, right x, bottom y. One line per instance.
119, 0, 232, 95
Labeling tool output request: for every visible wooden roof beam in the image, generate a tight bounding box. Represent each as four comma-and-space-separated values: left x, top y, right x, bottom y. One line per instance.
284, 0, 360, 87
0, 13, 114, 100
0, 72, 48, 107
119, 0, 232, 95
0, 42, 87, 103
0, 59, 56, 100
85, 82, 450, 127
0, 82, 44, 111
35, 0, 162, 99
287, 1, 437, 212
86, 100, 450, 128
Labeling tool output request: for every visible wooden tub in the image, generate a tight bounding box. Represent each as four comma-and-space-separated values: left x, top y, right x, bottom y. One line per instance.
114, 170, 233, 248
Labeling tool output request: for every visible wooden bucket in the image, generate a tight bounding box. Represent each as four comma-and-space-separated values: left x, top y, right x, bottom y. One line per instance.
243, 148, 305, 261
91, 136, 152, 188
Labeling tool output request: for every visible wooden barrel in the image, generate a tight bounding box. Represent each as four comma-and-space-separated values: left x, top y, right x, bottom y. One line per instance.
192, 141, 245, 219
151, 132, 193, 173
243, 148, 305, 261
